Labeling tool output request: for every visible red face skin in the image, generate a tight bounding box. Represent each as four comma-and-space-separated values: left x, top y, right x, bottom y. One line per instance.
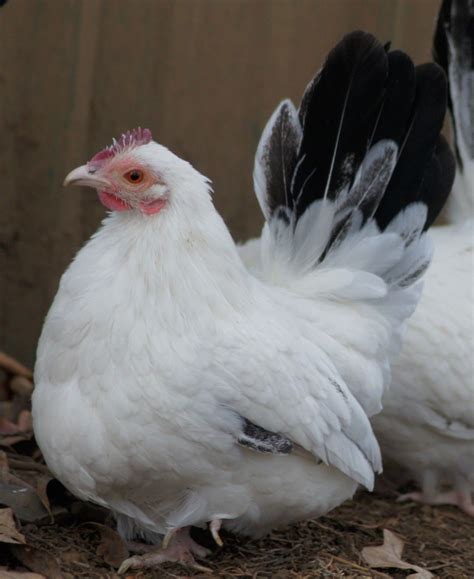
89, 155, 168, 215
65, 129, 168, 215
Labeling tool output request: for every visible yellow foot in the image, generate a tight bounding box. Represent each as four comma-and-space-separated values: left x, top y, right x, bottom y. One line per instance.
118, 527, 212, 574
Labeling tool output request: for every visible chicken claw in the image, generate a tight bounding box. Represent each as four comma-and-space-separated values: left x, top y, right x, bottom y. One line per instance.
398, 489, 474, 517
118, 526, 211, 574
210, 518, 224, 547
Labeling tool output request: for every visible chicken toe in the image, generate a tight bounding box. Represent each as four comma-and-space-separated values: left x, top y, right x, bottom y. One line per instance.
118, 527, 211, 574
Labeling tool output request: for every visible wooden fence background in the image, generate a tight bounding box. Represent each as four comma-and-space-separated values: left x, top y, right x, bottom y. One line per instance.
0, 0, 440, 365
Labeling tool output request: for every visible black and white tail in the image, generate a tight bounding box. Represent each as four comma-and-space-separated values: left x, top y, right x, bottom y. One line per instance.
254, 31, 454, 302
434, 0, 474, 221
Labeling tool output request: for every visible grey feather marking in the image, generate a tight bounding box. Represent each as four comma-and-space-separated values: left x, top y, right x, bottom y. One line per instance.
320, 141, 398, 260
341, 141, 398, 220
254, 100, 302, 220
330, 378, 349, 401
396, 260, 431, 287
238, 418, 293, 455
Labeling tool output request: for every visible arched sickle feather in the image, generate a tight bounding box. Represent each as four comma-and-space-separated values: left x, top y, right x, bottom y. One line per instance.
320, 49, 418, 256
417, 134, 456, 229
292, 31, 389, 219
253, 30, 454, 279
369, 51, 416, 150
374, 63, 449, 230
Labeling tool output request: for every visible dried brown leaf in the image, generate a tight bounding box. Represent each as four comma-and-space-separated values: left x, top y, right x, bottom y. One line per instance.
0, 353, 32, 379
0, 368, 8, 386
0, 418, 23, 435
0, 508, 26, 544
362, 529, 433, 578
0, 371, 9, 401
0, 411, 32, 438
0, 450, 8, 474
0, 402, 14, 422
16, 412, 32, 433
84, 522, 129, 568
0, 568, 45, 579
59, 550, 88, 565
9, 377, 34, 397
0, 436, 32, 448
33, 475, 53, 518
0, 452, 50, 523
4, 456, 50, 475
11, 546, 64, 579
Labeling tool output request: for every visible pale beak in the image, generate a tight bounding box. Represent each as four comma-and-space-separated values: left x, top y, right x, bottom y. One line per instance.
63, 165, 111, 189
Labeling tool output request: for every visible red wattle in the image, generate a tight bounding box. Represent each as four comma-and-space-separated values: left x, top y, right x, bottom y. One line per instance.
139, 198, 168, 215
98, 191, 131, 212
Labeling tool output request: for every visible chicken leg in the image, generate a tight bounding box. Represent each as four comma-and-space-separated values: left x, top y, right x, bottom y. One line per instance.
118, 526, 211, 574
398, 489, 474, 517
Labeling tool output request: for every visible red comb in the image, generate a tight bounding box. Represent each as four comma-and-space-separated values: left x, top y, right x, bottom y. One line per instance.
88, 127, 153, 168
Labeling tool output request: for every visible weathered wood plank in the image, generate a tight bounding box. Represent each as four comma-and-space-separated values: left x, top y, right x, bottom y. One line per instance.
0, 0, 440, 364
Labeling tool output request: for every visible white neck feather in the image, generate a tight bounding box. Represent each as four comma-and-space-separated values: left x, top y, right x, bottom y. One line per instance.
65, 179, 252, 332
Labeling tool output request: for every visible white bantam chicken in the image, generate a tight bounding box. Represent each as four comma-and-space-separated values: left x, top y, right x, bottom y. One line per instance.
32, 32, 453, 572
371, 0, 474, 516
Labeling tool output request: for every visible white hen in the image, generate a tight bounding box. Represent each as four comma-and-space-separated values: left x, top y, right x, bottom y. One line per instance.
32, 32, 453, 572
371, 0, 474, 515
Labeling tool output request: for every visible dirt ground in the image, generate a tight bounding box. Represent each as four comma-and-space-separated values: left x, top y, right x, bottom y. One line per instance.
2, 483, 473, 579
1, 352, 473, 579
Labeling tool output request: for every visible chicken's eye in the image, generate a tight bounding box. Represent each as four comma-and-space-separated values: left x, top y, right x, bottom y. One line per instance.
124, 169, 144, 184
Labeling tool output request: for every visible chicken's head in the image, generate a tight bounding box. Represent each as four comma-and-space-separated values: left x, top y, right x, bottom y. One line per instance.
64, 128, 202, 216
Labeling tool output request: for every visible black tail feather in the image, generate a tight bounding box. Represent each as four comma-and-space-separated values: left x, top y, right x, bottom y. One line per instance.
254, 31, 454, 256
370, 51, 416, 149
295, 32, 452, 234
292, 32, 388, 218
419, 134, 456, 228
374, 63, 450, 230
315, 49, 418, 258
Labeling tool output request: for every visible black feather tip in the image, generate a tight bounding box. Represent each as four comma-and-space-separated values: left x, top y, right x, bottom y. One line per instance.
237, 418, 293, 455
270, 31, 453, 235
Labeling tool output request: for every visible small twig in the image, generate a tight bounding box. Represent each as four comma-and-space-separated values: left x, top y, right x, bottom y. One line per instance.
0, 351, 33, 378
70, 560, 92, 568
7, 456, 51, 474
320, 552, 392, 578
306, 519, 345, 536
427, 562, 456, 571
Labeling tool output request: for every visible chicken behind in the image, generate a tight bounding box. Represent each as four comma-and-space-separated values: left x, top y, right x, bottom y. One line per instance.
371, 0, 474, 515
